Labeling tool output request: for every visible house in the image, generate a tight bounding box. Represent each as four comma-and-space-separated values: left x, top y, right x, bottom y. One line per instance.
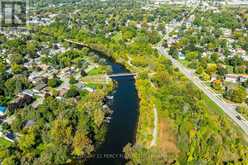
236, 48, 246, 56
28, 72, 42, 83
224, 74, 239, 83
0, 106, 6, 116
24, 120, 35, 128
239, 74, 248, 83
8, 94, 34, 111
75, 82, 85, 89
33, 83, 47, 93
225, 74, 248, 83
22, 90, 34, 97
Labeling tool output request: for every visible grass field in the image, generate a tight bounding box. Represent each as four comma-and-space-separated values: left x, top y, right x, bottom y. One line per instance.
87, 67, 106, 75
202, 94, 225, 116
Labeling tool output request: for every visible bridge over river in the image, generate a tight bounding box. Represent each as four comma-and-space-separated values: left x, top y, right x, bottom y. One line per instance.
81, 73, 137, 83
108, 73, 136, 78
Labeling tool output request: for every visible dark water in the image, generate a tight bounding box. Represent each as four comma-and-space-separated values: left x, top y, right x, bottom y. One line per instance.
87, 55, 139, 165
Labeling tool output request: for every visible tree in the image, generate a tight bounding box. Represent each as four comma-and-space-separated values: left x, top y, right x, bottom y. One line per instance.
48, 78, 62, 88
224, 86, 247, 103
216, 65, 227, 76
11, 64, 25, 74
0, 62, 6, 74
4, 76, 29, 95
69, 76, 78, 84
124, 144, 172, 164
211, 80, 222, 91
196, 66, 204, 75
37, 144, 69, 164
65, 86, 79, 98
200, 72, 210, 81
10, 54, 24, 64
1, 156, 16, 165
93, 108, 105, 128
26, 41, 38, 58
169, 47, 178, 59
18, 130, 36, 151
206, 64, 217, 76
236, 104, 248, 119
186, 51, 199, 60
72, 130, 94, 157
242, 79, 248, 88
50, 119, 72, 145
210, 53, 219, 63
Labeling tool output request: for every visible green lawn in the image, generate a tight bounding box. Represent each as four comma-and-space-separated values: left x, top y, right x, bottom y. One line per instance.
86, 83, 98, 89
87, 67, 106, 75
202, 94, 224, 116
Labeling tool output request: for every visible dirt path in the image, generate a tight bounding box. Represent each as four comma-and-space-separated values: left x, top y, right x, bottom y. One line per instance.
150, 106, 158, 147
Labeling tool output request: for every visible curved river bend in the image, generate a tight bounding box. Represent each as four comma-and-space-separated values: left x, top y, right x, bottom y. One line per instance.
87, 51, 139, 165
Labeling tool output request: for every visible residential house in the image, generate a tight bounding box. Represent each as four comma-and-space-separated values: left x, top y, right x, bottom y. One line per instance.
22, 90, 34, 97
75, 82, 85, 89
24, 120, 35, 129
33, 83, 48, 94
239, 74, 248, 83
236, 48, 246, 56
8, 94, 34, 111
224, 74, 239, 83
225, 74, 248, 83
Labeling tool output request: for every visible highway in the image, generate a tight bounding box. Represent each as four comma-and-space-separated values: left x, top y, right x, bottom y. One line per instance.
158, 47, 248, 136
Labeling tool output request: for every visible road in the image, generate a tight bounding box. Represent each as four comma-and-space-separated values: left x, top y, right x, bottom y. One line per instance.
158, 47, 248, 136
156, 2, 248, 136
158, 1, 199, 47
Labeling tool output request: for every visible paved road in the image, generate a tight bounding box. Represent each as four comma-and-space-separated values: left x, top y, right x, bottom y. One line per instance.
158, 47, 248, 136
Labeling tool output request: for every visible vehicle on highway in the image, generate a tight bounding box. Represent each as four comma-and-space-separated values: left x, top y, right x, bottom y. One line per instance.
236, 115, 242, 120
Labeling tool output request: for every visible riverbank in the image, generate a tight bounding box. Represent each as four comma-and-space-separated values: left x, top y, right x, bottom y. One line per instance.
82, 46, 139, 165
65, 39, 156, 148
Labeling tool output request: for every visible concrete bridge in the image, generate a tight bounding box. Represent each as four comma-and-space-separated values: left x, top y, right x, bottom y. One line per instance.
108, 73, 136, 78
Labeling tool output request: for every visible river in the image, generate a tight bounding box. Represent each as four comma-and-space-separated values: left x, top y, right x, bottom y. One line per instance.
87, 51, 139, 165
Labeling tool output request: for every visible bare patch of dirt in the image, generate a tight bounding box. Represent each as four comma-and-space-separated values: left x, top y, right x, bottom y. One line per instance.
157, 119, 180, 155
